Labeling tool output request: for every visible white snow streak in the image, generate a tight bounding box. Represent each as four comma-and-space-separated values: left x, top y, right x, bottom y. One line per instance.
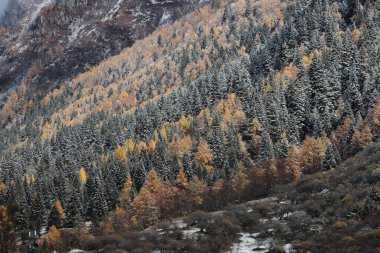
102, 0, 124, 22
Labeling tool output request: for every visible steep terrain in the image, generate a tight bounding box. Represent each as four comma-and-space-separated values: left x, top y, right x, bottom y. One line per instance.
0, 0, 380, 252
82, 142, 380, 252
0, 0, 202, 93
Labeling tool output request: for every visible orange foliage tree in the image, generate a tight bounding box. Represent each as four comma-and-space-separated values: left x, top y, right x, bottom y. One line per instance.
130, 170, 163, 229
195, 140, 214, 172
300, 136, 326, 174
285, 145, 302, 182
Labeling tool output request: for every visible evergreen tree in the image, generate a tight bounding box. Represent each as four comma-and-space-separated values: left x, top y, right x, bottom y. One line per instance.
65, 191, 82, 228
259, 131, 275, 162
321, 144, 340, 170
29, 186, 46, 234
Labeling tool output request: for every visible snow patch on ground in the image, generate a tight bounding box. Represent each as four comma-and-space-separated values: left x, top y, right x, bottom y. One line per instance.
229, 233, 272, 253
284, 243, 295, 253
198, 0, 209, 6
85, 221, 93, 228
160, 11, 171, 25
68, 19, 87, 43
182, 227, 201, 239
173, 220, 187, 229
151, 0, 174, 5
102, 0, 124, 22
29, 0, 52, 24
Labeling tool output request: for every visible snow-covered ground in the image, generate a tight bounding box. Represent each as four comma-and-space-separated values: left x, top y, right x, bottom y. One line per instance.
229, 233, 272, 253
229, 233, 295, 253
102, 0, 124, 22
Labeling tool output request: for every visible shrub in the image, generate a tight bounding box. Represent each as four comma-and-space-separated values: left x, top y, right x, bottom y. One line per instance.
333, 220, 348, 230
84, 238, 104, 251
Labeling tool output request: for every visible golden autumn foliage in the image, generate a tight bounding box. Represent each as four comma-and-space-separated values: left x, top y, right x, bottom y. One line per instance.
336, 115, 352, 137
160, 127, 168, 141
41, 123, 53, 143
233, 162, 248, 193
300, 136, 326, 174
79, 167, 87, 185
195, 140, 214, 172
125, 139, 135, 153
168, 134, 193, 158
352, 124, 373, 150
176, 168, 188, 188
135, 141, 148, 157
303, 55, 313, 69
148, 140, 157, 155
45, 225, 61, 248
275, 63, 298, 87
130, 170, 163, 229
113, 206, 129, 232
216, 94, 246, 130
0, 91, 18, 124
302, 49, 321, 69
119, 174, 133, 208
360, 125, 373, 148
54, 200, 65, 219
353, 28, 361, 46
145, 170, 163, 193
115, 145, 127, 162
178, 116, 191, 134
285, 145, 302, 181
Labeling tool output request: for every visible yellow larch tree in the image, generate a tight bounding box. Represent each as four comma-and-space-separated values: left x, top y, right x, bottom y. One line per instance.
148, 139, 157, 155
45, 225, 61, 250
119, 174, 133, 208
130, 170, 163, 229
176, 168, 188, 188
115, 145, 127, 162
195, 140, 214, 173
233, 162, 248, 194
300, 136, 326, 174
359, 124, 372, 149
79, 167, 87, 185
285, 145, 302, 182
54, 200, 65, 219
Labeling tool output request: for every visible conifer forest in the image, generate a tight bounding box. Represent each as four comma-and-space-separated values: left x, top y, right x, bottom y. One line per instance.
0, 0, 380, 252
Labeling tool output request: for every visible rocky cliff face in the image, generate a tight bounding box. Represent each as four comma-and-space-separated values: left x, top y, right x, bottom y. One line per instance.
0, 0, 204, 93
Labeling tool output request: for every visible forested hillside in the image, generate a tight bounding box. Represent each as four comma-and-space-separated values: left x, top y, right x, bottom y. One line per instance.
0, 0, 380, 251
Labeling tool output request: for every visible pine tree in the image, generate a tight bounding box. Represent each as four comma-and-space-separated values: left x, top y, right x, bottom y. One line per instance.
208, 114, 226, 171
90, 177, 108, 227
65, 191, 82, 228
29, 185, 47, 234
13, 187, 29, 230
344, 64, 364, 114
259, 131, 275, 162
48, 200, 65, 228
229, 62, 252, 112
287, 68, 309, 140
321, 144, 340, 170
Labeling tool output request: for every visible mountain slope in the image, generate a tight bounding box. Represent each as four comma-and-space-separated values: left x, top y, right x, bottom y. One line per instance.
0, 0, 380, 251
82, 142, 380, 252
0, 0, 202, 92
